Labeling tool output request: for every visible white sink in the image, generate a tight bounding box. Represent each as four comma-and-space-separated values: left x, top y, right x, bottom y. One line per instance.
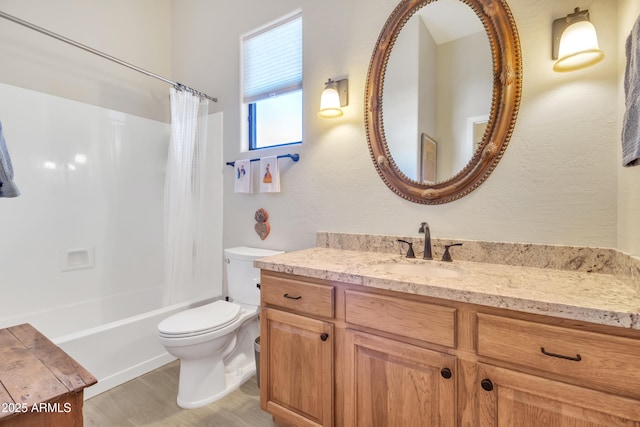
372, 261, 462, 279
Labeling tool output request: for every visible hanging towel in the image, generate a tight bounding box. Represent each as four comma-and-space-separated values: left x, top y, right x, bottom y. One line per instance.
234, 159, 253, 193
622, 14, 640, 167
259, 156, 280, 193
0, 120, 20, 198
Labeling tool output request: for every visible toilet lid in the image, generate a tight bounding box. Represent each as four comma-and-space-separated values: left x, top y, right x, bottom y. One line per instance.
158, 300, 241, 337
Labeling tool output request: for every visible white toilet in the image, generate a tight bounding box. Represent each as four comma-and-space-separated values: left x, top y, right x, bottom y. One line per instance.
158, 246, 283, 409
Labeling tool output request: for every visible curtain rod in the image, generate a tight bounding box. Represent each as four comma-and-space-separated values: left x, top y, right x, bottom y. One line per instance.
0, 10, 218, 103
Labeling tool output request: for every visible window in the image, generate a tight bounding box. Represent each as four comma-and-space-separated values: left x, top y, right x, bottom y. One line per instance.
242, 12, 302, 150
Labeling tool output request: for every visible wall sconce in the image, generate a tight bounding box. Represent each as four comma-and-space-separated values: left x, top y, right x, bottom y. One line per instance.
552, 7, 605, 72
318, 78, 348, 118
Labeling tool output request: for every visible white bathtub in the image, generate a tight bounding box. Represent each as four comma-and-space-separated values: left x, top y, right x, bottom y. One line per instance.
0, 287, 217, 399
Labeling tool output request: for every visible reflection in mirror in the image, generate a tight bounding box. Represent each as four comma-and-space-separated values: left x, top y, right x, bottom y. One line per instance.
384, 0, 492, 183
365, 0, 521, 204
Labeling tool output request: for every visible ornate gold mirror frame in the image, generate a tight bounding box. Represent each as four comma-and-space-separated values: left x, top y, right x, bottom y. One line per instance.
365, 0, 522, 204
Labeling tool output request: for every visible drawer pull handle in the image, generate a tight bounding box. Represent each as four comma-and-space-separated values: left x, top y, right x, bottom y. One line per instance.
320, 333, 329, 341
540, 347, 582, 362
440, 368, 452, 379
283, 293, 302, 300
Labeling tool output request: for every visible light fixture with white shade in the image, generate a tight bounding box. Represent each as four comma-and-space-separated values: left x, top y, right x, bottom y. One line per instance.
552, 7, 604, 72
318, 78, 348, 118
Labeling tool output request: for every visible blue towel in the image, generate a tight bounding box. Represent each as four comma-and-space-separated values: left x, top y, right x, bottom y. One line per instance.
622, 15, 640, 167
0, 119, 20, 197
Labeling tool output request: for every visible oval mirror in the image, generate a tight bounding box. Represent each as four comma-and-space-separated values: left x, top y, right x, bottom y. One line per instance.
365, 0, 522, 204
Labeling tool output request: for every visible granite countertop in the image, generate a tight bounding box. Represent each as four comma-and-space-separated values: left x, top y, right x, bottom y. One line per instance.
255, 247, 640, 330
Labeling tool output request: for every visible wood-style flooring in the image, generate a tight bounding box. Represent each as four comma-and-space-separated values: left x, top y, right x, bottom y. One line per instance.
84, 361, 276, 427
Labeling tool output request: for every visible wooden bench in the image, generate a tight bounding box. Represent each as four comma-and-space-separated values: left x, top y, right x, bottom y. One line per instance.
0, 323, 97, 427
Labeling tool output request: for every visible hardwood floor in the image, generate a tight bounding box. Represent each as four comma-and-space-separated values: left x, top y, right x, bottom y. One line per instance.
84, 361, 276, 427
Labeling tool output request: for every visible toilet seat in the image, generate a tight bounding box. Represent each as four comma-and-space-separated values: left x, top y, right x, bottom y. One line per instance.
158, 300, 241, 338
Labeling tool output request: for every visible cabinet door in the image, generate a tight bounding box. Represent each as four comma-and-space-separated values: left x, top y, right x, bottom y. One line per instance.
476, 363, 640, 426
260, 308, 333, 427
344, 331, 456, 427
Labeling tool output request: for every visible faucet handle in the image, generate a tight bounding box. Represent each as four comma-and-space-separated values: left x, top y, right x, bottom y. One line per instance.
397, 239, 416, 258
441, 243, 463, 262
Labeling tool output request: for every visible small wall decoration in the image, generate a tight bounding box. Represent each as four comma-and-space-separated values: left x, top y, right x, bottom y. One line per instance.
254, 208, 270, 240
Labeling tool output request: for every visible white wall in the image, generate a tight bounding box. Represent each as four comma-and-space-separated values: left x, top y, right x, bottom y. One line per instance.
0, 1, 225, 324
618, 0, 640, 257
0, 0, 172, 122
170, 0, 626, 253
2, 0, 637, 265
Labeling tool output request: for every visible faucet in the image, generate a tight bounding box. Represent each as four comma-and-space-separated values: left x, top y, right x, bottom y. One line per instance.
418, 222, 433, 260
441, 243, 463, 262
397, 239, 416, 258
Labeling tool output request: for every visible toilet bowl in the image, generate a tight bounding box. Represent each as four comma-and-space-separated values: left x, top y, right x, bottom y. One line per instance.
157, 246, 283, 409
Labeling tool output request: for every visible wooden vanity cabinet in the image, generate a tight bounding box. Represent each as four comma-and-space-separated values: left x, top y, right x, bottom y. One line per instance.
474, 313, 640, 426
343, 331, 456, 427
260, 273, 335, 427
260, 308, 333, 427
342, 290, 458, 427
260, 271, 459, 427
259, 270, 640, 426
476, 364, 640, 426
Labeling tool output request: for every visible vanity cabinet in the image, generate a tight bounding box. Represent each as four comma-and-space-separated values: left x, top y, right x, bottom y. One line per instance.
476, 364, 640, 426
344, 331, 456, 427
259, 270, 640, 426
260, 273, 335, 427
260, 308, 333, 427
343, 290, 457, 426
475, 313, 640, 425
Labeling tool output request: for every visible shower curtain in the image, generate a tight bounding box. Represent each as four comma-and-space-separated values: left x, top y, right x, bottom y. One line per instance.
164, 88, 209, 305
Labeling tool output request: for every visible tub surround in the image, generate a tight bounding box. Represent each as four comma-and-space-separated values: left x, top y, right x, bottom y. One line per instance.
254, 232, 640, 330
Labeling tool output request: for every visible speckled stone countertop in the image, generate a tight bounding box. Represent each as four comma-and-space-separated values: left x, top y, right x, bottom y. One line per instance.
255, 241, 640, 330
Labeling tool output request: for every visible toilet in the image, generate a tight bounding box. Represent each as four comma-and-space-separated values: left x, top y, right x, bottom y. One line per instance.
158, 246, 283, 409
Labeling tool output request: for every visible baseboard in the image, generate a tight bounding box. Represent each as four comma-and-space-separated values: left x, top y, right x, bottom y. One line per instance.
84, 353, 177, 400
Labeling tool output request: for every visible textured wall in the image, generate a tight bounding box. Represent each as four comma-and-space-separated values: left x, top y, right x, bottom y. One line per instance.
1, 0, 634, 258
170, 0, 623, 253
618, 0, 640, 257
0, 0, 172, 122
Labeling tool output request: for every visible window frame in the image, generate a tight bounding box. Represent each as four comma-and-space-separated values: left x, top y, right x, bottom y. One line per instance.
241, 10, 303, 151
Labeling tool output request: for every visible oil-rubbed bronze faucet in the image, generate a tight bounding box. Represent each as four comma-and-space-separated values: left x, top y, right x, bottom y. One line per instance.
397, 239, 415, 258
418, 222, 432, 260
442, 243, 463, 262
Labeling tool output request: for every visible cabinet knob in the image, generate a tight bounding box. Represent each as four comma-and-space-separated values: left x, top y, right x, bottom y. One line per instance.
440, 368, 452, 379
320, 333, 329, 341
480, 379, 494, 392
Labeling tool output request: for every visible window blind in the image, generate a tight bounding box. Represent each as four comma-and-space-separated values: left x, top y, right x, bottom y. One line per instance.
243, 12, 302, 104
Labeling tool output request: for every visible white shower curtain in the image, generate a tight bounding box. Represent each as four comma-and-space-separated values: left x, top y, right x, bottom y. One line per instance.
164, 88, 209, 305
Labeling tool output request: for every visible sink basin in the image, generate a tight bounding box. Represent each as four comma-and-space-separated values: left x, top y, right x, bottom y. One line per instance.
372, 262, 462, 279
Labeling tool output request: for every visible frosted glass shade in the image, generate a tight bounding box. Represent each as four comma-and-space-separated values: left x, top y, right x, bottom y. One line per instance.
553, 20, 604, 72
318, 86, 343, 118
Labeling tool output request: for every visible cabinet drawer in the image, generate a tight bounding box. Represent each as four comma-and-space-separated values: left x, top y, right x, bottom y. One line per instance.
261, 273, 334, 318
477, 313, 640, 398
345, 290, 456, 348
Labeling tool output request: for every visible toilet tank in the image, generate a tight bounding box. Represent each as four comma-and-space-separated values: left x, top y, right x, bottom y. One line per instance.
224, 247, 284, 306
